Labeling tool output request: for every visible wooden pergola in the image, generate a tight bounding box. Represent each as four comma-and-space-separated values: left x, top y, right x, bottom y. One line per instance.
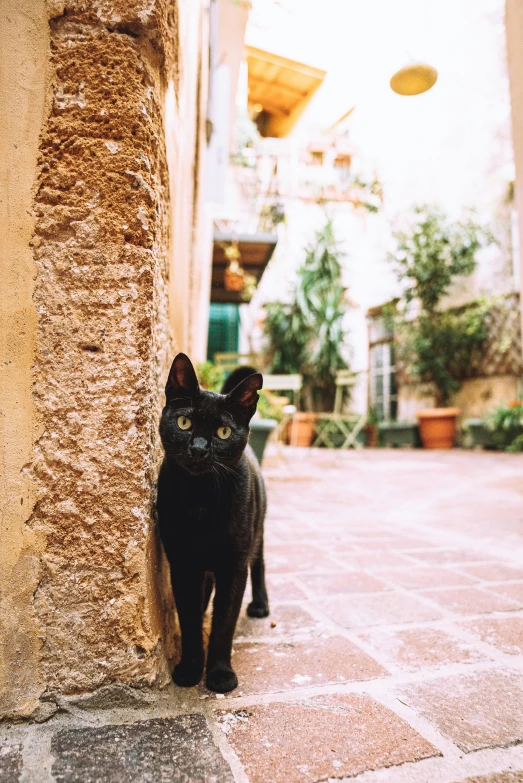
211, 231, 277, 303
246, 46, 326, 138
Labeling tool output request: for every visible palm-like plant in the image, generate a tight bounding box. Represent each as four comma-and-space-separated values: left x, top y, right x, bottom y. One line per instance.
264, 219, 350, 411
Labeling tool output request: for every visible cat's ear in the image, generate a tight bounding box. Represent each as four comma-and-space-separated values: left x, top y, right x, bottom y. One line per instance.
226, 373, 263, 420
166, 353, 200, 402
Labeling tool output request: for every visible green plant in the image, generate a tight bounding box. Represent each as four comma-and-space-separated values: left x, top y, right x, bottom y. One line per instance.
389, 205, 492, 407
263, 219, 350, 411
366, 406, 378, 426
196, 362, 224, 392
256, 389, 284, 422
485, 399, 523, 451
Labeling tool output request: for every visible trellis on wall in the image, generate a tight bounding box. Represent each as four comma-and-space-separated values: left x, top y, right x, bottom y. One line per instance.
463, 293, 523, 378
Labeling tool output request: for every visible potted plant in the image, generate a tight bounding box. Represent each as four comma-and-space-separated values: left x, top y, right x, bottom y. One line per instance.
196, 361, 225, 392
378, 421, 421, 448
365, 407, 379, 447
484, 399, 523, 451
388, 205, 491, 449
263, 219, 351, 447
249, 389, 281, 463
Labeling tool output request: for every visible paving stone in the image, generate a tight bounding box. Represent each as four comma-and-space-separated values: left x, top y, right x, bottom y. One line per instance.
298, 570, 391, 596
320, 591, 442, 628
491, 582, 523, 607
264, 543, 338, 573
461, 616, 523, 654
359, 627, 486, 671
336, 551, 416, 568
455, 772, 523, 782
409, 549, 489, 565
0, 745, 22, 783
401, 670, 523, 752
217, 693, 439, 783
212, 636, 387, 697
420, 586, 521, 615
380, 566, 477, 589
235, 604, 320, 639
51, 715, 233, 783
458, 564, 523, 582
264, 576, 307, 601
352, 535, 433, 551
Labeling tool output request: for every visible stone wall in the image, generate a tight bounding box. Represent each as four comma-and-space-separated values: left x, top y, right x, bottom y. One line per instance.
0, 0, 209, 719
398, 376, 521, 422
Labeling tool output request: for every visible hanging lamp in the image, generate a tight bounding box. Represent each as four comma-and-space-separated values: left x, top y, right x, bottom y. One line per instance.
390, 62, 438, 96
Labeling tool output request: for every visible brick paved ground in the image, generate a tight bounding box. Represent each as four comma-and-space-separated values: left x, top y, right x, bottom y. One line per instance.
3, 448, 523, 782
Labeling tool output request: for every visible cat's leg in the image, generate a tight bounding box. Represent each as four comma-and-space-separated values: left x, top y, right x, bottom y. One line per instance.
206, 565, 248, 693
171, 567, 206, 687
247, 550, 270, 618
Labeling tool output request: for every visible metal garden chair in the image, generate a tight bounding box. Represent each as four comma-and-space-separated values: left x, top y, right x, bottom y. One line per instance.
313, 370, 366, 449
262, 374, 303, 446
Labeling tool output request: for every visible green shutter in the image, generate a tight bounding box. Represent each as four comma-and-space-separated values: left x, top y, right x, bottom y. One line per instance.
207, 304, 240, 361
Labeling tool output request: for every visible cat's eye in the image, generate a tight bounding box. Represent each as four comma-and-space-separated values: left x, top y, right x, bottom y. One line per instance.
177, 416, 192, 430
216, 425, 232, 440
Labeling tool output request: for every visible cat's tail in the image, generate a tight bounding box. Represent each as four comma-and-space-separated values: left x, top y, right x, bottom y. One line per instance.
221, 365, 258, 395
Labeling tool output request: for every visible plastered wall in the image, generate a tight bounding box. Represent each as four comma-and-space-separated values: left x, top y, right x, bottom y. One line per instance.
0, 0, 48, 720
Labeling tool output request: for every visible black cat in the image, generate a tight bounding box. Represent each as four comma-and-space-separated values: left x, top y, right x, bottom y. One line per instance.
157, 354, 269, 693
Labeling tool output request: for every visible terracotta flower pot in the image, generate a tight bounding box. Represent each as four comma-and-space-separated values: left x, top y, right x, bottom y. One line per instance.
416, 408, 461, 449
224, 268, 244, 292
365, 424, 378, 448
288, 413, 317, 447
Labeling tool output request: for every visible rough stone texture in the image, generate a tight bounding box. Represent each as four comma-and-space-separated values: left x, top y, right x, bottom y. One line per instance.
209, 636, 387, 697
0, 745, 23, 783
264, 543, 339, 573
319, 591, 442, 629
16, 0, 208, 704
456, 774, 523, 783
401, 671, 523, 752
217, 694, 439, 783
408, 549, 490, 565
31, 3, 171, 694
420, 587, 521, 615
264, 575, 307, 601
461, 616, 523, 655
235, 604, 320, 639
359, 627, 486, 671
458, 564, 523, 582
491, 582, 523, 606
379, 566, 477, 589
51, 715, 234, 783
298, 570, 391, 595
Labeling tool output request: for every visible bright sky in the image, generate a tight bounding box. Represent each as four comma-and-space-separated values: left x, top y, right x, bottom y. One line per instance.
247, 0, 513, 217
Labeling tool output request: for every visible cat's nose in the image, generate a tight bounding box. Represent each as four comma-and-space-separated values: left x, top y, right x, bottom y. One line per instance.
189, 437, 210, 458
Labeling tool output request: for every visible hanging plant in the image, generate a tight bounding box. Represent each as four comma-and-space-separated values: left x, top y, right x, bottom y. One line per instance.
223, 242, 244, 292
240, 272, 258, 301
222, 242, 258, 300
224, 259, 245, 292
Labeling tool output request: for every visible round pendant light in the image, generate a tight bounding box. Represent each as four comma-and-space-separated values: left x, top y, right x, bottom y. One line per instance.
390, 63, 438, 96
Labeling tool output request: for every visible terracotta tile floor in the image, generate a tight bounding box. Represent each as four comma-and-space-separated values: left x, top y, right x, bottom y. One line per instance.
4, 448, 523, 783
215, 448, 523, 782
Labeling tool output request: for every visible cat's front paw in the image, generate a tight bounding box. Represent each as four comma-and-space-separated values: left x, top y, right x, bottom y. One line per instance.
206, 665, 238, 693
247, 600, 270, 618
172, 660, 204, 688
